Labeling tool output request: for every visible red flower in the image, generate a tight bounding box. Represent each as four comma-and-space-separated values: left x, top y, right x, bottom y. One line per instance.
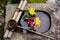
26, 18, 34, 27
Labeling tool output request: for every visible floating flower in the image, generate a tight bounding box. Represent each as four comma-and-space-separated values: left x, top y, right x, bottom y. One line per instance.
26, 18, 34, 27
34, 26, 39, 31
28, 8, 36, 16
35, 17, 41, 26
23, 8, 41, 31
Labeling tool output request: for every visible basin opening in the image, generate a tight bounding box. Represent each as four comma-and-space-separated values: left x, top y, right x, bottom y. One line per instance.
18, 10, 51, 33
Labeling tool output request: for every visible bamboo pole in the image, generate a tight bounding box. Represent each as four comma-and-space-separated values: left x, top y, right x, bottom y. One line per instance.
17, 26, 54, 40
7, 29, 14, 38
13, 0, 27, 22
12, 0, 24, 20
7, 0, 27, 28
4, 30, 10, 38
4, 0, 27, 38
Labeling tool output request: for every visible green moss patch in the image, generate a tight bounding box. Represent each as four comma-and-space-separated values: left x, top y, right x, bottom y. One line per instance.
0, 26, 4, 40
28, 0, 47, 3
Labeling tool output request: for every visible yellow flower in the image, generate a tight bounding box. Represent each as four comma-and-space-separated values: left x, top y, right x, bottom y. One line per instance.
35, 17, 41, 26
28, 8, 36, 16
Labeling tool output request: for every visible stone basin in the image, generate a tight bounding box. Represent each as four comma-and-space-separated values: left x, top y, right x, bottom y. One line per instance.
5, 4, 59, 40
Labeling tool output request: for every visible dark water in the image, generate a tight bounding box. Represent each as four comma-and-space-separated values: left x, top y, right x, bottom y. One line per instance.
20, 11, 51, 33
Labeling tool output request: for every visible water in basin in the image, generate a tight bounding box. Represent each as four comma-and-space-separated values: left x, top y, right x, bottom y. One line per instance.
20, 11, 51, 33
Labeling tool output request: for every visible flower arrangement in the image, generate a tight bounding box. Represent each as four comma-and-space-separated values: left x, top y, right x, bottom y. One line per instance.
23, 8, 41, 31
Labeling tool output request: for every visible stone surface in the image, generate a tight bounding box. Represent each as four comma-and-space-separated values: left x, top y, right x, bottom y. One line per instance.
47, 0, 56, 3
4, 3, 59, 40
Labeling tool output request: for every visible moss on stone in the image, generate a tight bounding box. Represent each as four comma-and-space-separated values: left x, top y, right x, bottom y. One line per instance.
28, 0, 47, 3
